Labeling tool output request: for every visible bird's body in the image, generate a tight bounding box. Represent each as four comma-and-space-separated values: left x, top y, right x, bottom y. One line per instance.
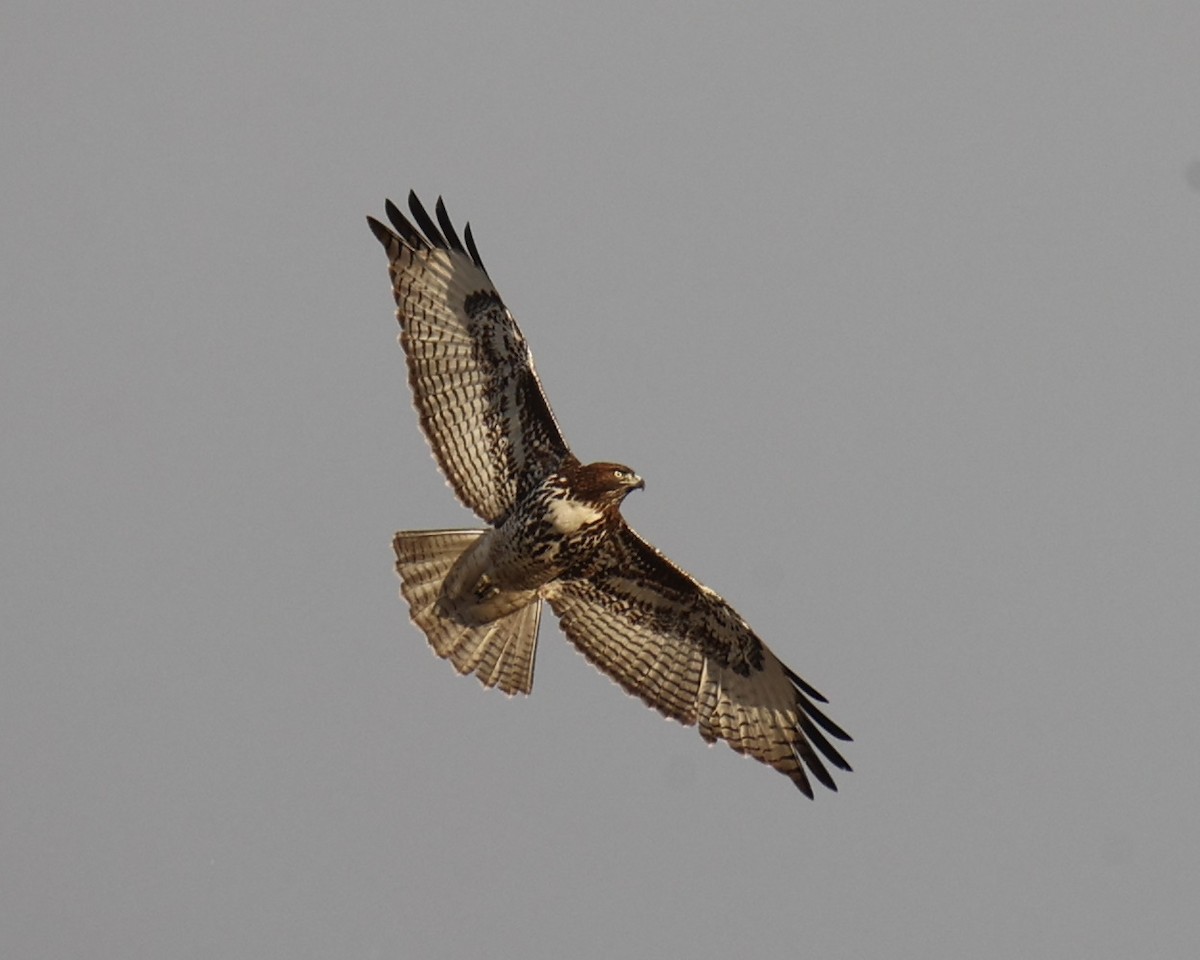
439, 459, 640, 624
368, 192, 852, 795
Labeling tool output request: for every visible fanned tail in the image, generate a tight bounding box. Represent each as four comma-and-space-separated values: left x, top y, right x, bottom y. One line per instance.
392, 530, 543, 695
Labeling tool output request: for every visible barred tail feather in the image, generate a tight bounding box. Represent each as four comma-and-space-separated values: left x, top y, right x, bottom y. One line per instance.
392, 530, 543, 695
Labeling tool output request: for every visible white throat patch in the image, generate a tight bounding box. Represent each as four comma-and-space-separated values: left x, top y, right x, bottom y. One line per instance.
547, 497, 603, 534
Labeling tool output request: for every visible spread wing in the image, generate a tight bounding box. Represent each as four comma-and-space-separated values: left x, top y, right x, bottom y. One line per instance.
368, 192, 572, 525
541, 527, 852, 796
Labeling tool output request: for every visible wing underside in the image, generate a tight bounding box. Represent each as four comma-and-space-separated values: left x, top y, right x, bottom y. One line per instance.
368, 193, 572, 524
542, 526, 852, 796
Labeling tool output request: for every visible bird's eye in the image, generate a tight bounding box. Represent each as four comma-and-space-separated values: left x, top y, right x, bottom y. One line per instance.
612, 468, 625, 479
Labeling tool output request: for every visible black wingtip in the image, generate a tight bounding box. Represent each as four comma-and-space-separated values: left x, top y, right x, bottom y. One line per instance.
798, 713, 853, 773
783, 664, 829, 703
463, 222, 486, 272
434, 196, 466, 254
792, 770, 815, 799
380, 191, 487, 272
407, 191, 448, 249
796, 691, 853, 743
383, 197, 428, 249
384, 197, 404, 230
366, 215, 394, 249
809, 761, 838, 793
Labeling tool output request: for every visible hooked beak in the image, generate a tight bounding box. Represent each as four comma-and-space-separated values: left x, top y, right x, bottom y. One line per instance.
630, 474, 645, 492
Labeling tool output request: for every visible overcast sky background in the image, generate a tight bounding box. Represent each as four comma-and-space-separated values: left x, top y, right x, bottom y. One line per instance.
4, 3, 1199, 957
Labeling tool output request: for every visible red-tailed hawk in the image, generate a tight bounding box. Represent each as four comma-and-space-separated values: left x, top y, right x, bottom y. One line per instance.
368, 192, 852, 795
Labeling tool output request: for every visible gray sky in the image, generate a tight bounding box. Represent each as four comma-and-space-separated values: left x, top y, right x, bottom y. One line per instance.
4, 2, 1199, 957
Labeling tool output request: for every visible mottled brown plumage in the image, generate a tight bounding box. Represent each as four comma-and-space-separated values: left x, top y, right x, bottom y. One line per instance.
369, 192, 851, 795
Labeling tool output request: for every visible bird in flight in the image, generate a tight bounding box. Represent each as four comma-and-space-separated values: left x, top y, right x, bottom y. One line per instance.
367, 192, 851, 795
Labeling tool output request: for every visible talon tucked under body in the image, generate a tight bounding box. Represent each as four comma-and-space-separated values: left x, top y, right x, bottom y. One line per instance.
438, 530, 541, 626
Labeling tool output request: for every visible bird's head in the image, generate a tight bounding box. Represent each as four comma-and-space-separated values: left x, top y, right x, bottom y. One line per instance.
574, 461, 645, 505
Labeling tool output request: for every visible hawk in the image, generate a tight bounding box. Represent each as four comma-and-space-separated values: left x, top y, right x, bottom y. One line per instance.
368, 192, 852, 795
